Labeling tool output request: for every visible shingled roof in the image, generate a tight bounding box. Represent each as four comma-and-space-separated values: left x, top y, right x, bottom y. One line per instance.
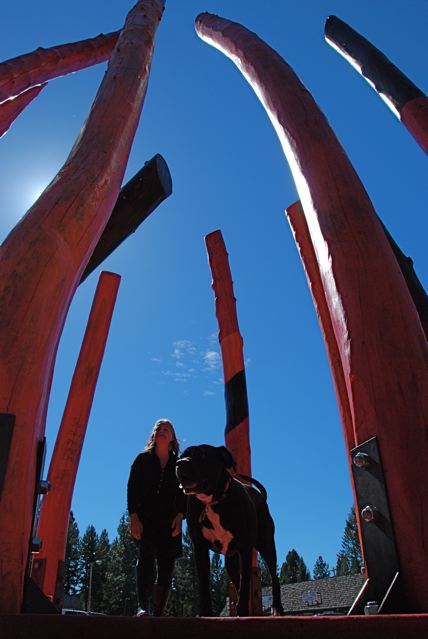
221, 573, 365, 616
265, 574, 365, 615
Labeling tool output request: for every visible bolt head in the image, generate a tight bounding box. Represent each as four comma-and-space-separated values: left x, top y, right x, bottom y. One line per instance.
353, 452, 370, 469
361, 505, 377, 523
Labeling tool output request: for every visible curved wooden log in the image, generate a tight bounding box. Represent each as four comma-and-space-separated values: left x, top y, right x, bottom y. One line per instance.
0, 84, 46, 138
196, 13, 428, 611
33, 271, 120, 607
286, 201, 365, 565
0, 32, 119, 102
205, 230, 251, 477
325, 16, 428, 154
286, 201, 355, 449
0, 0, 164, 613
80, 154, 172, 283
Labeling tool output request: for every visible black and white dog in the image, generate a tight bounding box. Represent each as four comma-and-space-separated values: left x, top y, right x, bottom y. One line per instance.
176, 444, 284, 616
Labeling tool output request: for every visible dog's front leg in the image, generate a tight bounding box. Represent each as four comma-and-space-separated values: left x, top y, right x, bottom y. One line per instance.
194, 544, 212, 616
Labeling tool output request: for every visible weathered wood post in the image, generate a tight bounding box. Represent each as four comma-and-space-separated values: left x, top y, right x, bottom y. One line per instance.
325, 15, 428, 155
32, 271, 120, 607
205, 230, 262, 616
0, 0, 165, 613
196, 13, 428, 612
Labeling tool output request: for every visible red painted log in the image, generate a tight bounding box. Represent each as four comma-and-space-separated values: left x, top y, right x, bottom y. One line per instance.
286, 201, 365, 562
205, 230, 251, 478
0, 0, 164, 613
0, 84, 46, 137
196, 13, 428, 611
80, 154, 172, 284
324, 16, 428, 155
205, 229, 261, 615
0, 32, 118, 102
33, 271, 120, 606
286, 201, 355, 450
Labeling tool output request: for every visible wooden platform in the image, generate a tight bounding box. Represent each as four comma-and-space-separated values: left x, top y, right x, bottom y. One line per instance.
1, 614, 428, 639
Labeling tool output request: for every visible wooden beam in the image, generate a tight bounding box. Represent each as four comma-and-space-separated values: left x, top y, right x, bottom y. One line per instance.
34, 271, 120, 607
196, 12, 428, 611
325, 16, 428, 154
0, 32, 118, 102
80, 154, 172, 283
0, 0, 165, 613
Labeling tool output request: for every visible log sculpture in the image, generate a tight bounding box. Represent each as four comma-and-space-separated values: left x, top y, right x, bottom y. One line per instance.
196, 13, 428, 611
205, 230, 251, 477
0, 31, 119, 103
0, 0, 165, 613
33, 271, 120, 608
80, 154, 172, 283
325, 15, 428, 155
205, 229, 261, 616
0, 84, 47, 138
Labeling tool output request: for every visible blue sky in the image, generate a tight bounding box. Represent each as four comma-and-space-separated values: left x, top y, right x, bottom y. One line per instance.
1, 1, 426, 576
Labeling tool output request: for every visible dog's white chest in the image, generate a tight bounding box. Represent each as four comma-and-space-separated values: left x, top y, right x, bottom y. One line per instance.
201, 505, 233, 554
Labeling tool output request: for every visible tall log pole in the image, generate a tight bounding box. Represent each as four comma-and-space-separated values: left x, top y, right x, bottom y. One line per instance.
325, 16, 428, 155
0, 84, 46, 138
205, 230, 261, 616
0, 0, 164, 613
196, 13, 428, 611
33, 271, 120, 607
0, 32, 119, 102
80, 154, 172, 283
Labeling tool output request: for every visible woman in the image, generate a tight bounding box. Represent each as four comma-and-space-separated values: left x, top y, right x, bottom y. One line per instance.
127, 418, 186, 616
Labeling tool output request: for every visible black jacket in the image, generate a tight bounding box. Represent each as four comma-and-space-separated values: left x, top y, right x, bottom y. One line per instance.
127, 451, 186, 529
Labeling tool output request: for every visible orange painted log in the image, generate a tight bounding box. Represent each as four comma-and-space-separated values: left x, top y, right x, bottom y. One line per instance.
0, 0, 164, 613
34, 271, 120, 606
0, 31, 118, 102
205, 230, 261, 615
196, 13, 428, 611
0, 84, 46, 138
205, 230, 251, 478
325, 16, 428, 155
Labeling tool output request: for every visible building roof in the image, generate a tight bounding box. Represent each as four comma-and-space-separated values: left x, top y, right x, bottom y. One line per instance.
221, 573, 366, 616
269, 574, 365, 615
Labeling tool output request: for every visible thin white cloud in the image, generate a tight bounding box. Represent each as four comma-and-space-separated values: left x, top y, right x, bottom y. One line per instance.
151, 357, 161, 363
203, 349, 221, 371
203, 390, 215, 396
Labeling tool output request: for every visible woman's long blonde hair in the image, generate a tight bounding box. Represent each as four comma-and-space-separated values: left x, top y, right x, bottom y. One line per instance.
143, 418, 180, 455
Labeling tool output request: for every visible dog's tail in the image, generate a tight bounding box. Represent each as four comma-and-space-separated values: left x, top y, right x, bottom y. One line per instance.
235, 473, 268, 500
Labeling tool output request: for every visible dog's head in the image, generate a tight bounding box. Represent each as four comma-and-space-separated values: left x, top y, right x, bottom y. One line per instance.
176, 444, 236, 501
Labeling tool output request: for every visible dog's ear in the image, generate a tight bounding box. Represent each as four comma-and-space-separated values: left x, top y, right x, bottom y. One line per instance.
218, 446, 236, 470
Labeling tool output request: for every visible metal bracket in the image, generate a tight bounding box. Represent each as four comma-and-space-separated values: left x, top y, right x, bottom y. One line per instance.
349, 436, 402, 613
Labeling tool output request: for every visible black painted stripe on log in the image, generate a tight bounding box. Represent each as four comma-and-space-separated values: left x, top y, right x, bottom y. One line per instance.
225, 369, 249, 433
0, 413, 15, 496
325, 16, 424, 111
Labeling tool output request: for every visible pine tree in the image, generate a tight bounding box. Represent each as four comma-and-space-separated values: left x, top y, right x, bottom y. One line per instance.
279, 549, 310, 584
102, 514, 138, 615
335, 506, 362, 576
166, 528, 198, 616
64, 511, 81, 595
78, 525, 104, 611
258, 556, 272, 587
312, 555, 330, 580
210, 552, 228, 616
